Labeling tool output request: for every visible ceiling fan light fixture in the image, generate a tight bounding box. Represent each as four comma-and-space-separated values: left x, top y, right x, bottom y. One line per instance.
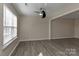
39, 13, 42, 15
34, 7, 46, 18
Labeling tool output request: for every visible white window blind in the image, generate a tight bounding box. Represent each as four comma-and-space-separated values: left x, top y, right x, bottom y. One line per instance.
3, 5, 17, 45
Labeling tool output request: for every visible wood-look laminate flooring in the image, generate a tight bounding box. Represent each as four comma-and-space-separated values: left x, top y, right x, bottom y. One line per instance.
11, 38, 79, 56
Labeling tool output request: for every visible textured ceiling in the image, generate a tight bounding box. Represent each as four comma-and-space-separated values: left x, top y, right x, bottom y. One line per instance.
12, 3, 68, 16
12, 3, 79, 19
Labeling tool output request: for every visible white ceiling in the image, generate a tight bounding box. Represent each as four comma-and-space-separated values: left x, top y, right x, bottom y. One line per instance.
12, 3, 79, 19
12, 3, 68, 16
57, 10, 79, 19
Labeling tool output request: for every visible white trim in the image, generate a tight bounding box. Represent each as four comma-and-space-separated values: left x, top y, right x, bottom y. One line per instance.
9, 41, 19, 56
74, 36, 79, 39
19, 38, 49, 42
51, 37, 74, 40
49, 20, 51, 40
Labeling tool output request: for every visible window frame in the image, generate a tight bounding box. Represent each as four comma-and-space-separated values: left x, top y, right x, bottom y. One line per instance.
3, 5, 17, 49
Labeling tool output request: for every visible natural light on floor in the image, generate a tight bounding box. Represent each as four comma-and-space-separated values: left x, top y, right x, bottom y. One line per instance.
38, 52, 43, 56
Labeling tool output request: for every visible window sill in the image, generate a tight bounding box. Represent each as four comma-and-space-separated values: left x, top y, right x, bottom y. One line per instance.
3, 36, 17, 50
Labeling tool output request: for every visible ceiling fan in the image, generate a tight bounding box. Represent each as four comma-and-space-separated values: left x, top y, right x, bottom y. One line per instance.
34, 8, 46, 18
25, 3, 47, 18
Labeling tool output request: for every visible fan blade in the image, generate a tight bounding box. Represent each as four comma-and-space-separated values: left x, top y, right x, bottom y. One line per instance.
34, 11, 40, 13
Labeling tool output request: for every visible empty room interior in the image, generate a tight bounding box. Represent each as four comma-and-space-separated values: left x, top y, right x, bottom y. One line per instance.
1, 3, 79, 56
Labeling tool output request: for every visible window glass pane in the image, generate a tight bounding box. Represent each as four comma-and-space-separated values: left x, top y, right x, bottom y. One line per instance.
4, 27, 11, 35
5, 7, 12, 26
12, 14, 17, 27
3, 5, 6, 26
11, 28, 17, 38
4, 27, 12, 44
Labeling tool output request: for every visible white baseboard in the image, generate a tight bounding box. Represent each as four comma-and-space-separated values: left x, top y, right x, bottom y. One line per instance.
74, 36, 79, 39
19, 38, 50, 42
19, 37, 76, 42
51, 37, 74, 39
9, 41, 19, 56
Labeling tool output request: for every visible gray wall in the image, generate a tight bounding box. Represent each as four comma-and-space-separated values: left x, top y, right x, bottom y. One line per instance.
51, 17, 74, 39
0, 3, 3, 55
19, 16, 49, 41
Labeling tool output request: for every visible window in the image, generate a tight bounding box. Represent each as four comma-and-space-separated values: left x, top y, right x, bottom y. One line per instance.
3, 5, 17, 45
